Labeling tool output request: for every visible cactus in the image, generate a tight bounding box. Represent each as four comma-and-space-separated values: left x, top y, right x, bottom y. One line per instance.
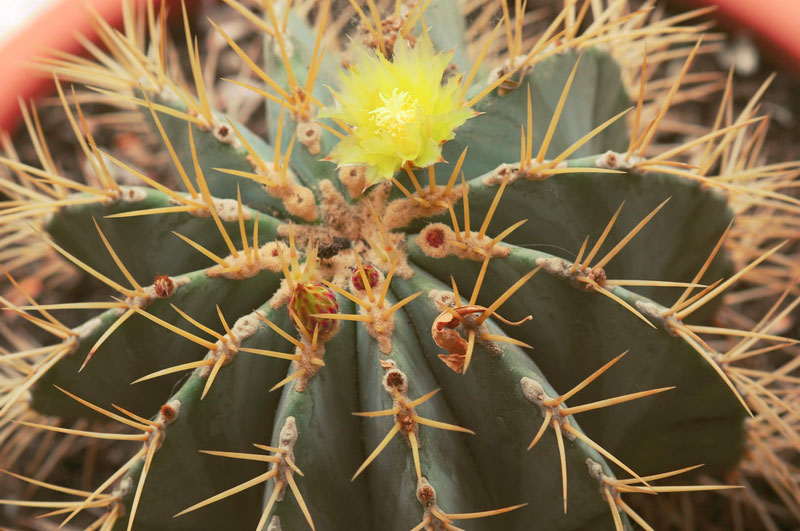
1, 1, 799, 530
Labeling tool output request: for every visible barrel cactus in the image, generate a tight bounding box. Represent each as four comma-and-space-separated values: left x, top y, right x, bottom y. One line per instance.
1, 1, 799, 530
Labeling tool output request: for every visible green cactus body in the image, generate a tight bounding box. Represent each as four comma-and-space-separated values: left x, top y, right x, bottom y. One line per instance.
1, 2, 797, 531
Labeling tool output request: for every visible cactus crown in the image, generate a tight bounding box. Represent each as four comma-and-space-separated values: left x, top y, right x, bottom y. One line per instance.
0, 1, 798, 530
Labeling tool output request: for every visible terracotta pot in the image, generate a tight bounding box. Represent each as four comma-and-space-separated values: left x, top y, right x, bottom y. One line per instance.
672, 0, 800, 71
0, 0, 183, 131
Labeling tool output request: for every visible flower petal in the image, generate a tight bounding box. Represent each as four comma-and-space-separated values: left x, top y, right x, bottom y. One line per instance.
320, 35, 475, 182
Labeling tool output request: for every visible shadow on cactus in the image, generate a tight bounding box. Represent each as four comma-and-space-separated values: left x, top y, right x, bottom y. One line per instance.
1, 1, 799, 530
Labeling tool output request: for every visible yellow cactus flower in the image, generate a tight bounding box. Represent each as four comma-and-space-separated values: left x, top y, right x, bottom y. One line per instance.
320, 37, 476, 184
